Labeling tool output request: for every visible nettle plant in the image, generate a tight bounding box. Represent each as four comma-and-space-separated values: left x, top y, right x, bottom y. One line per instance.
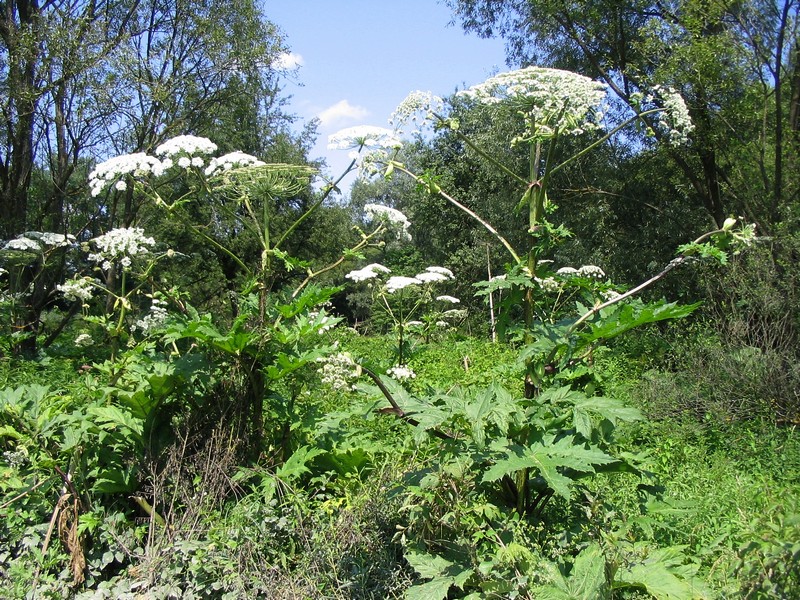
329, 67, 755, 597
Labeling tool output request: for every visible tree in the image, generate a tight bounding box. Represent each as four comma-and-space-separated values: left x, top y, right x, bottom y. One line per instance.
0, 0, 300, 355
446, 0, 800, 230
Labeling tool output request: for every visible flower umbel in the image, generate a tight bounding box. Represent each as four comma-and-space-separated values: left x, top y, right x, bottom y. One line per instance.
327, 126, 402, 151
87, 227, 156, 270
364, 203, 412, 242
389, 90, 445, 137
458, 67, 607, 142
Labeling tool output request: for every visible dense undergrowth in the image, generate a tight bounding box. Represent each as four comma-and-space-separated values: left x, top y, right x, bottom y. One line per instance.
1, 325, 798, 599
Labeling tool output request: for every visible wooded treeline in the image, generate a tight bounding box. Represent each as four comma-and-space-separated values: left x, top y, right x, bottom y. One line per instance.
2, 0, 799, 352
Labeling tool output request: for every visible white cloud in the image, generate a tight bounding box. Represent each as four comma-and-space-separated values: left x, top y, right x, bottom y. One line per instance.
273, 51, 304, 70
317, 99, 369, 128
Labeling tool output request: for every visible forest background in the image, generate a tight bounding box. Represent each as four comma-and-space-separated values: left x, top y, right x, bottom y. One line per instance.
0, 0, 799, 598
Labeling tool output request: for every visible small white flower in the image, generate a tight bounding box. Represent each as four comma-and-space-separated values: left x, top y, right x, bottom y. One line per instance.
436, 295, 460, 304
556, 266, 580, 276
177, 156, 191, 168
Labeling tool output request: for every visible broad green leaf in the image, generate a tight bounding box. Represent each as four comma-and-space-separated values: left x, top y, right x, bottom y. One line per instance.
572, 396, 643, 425
483, 438, 617, 499
404, 549, 454, 579
404, 578, 453, 600
87, 405, 143, 438
276, 445, 326, 482
582, 300, 701, 344
569, 543, 608, 598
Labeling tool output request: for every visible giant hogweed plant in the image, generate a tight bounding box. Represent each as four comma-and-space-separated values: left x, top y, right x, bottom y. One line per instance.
330, 68, 755, 597
75, 135, 410, 451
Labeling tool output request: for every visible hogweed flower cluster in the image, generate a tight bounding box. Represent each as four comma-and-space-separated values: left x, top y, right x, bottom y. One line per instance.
364, 203, 412, 242
205, 151, 266, 177
387, 365, 416, 382
385, 276, 422, 293
87, 227, 156, 271
327, 126, 402, 152
458, 67, 608, 142
316, 352, 362, 391
633, 85, 695, 146
89, 153, 166, 196
3, 232, 76, 253
389, 90, 445, 137
88, 135, 274, 196
155, 135, 218, 159
74, 333, 94, 347
345, 263, 392, 282
57, 277, 95, 302
131, 297, 169, 335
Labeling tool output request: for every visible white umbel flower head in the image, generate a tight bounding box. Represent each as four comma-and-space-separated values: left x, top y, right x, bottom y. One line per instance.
389, 90, 445, 136
578, 265, 606, 278
653, 86, 694, 145
415, 271, 449, 283
155, 135, 218, 158
364, 203, 412, 242
385, 276, 421, 293
436, 295, 460, 304
87, 227, 156, 269
57, 277, 95, 302
328, 126, 402, 151
89, 153, 164, 197
205, 151, 267, 177
345, 263, 391, 283
459, 67, 607, 142
316, 352, 362, 391
387, 365, 416, 382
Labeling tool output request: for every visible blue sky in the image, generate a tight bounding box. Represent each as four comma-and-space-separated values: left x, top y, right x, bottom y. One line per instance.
265, 0, 509, 188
